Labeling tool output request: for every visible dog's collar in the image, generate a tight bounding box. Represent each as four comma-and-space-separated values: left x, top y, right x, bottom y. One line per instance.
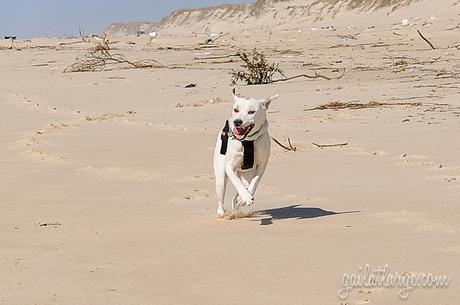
232, 121, 266, 142
220, 120, 264, 170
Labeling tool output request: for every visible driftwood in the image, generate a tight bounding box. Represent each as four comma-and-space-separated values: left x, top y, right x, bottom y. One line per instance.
446, 23, 460, 31
313, 142, 348, 148
271, 137, 297, 151
195, 59, 235, 64
59, 40, 86, 46
417, 29, 435, 49
64, 48, 163, 73
39, 222, 61, 227
194, 53, 240, 60
268, 68, 347, 84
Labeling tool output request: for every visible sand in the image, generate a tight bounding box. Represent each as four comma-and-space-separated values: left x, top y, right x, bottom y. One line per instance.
1, 2, 460, 304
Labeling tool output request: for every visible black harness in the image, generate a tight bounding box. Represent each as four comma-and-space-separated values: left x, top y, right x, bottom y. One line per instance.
220, 120, 255, 170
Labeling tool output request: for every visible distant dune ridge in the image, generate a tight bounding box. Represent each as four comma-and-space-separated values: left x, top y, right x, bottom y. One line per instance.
105, 22, 159, 37
159, 0, 458, 34
105, 0, 459, 36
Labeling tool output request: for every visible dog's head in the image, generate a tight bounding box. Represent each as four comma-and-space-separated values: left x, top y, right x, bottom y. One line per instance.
229, 89, 279, 140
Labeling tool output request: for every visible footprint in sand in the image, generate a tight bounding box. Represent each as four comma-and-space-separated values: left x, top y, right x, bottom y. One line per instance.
346, 145, 386, 157
7, 93, 78, 116
169, 190, 211, 204
397, 154, 460, 183
174, 173, 213, 183
18, 105, 163, 182
78, 165, 156, 182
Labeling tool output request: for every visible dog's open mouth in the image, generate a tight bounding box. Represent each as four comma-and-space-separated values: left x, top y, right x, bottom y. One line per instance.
232, 124, 255, 140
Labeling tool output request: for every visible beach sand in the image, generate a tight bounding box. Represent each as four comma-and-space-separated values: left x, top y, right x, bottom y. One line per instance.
1, 3, 460, 304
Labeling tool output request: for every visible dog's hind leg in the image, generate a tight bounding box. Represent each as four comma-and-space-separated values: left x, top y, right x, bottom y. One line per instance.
215, 176, 227, 216
214, 158, 228, 217
247, 162, 268, 196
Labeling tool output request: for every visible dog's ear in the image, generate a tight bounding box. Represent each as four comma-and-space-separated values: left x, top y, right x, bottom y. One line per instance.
262, 94, 279, 108
232, 88, 239, 103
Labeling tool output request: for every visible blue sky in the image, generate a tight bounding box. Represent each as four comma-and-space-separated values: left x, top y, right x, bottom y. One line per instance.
0, 0, 251, 38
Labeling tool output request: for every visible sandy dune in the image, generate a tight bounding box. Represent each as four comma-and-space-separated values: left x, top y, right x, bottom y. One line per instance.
159, 0, 459, 34
1, 1, 460, 304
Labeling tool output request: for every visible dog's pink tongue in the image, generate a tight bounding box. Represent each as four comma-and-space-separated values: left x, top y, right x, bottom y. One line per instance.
233, 127, 245, 136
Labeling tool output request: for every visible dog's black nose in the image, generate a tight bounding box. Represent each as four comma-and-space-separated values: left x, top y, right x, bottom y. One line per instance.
234, 119, 243, 127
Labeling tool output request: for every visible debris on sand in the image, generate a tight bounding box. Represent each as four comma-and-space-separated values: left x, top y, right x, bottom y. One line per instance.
394, 58, 408, 66
175, 98, 225, 108
38, 222, 61, 227
306, 101, 384, 110
305, 101, 424, 111
64, 38, 163, 73
231, 48, 346, 85
417, 29, 436, 50
313, 142, 349, 149
231, 48, 285, 85
271, 137, 297, 151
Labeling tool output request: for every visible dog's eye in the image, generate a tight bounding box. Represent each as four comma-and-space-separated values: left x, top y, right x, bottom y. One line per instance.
234, 109, 239, 113
248, 110, 256, 114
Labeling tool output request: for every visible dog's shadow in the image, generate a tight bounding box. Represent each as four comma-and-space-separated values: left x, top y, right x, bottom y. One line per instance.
254, 204, 360, 225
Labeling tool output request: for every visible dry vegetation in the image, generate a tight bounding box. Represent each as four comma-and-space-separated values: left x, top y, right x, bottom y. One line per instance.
231, 49, 285, 85
306, 101, 425, 111
64, 38, 163, 73
231, 48, 346, 85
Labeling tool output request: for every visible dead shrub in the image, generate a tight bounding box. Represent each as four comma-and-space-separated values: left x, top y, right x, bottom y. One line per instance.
231, 49, 285, 85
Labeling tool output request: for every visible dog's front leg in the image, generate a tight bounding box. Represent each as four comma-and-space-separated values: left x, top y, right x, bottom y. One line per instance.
225, 165, 254, 206
214, 171, 227, 217
247, 162, 268, 196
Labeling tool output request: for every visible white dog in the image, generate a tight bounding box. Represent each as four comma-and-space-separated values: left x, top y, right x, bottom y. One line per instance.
213, 89, 279, 216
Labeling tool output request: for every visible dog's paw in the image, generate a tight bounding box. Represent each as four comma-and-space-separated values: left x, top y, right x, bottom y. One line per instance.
232, 194, 243, 210
239, 191, 254, 207
244, 199, 254, 207
217, 206, 226, 217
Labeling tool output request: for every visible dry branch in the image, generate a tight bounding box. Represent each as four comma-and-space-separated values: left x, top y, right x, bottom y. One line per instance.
271, 137, 297, 151
446, 23, 460, 31
29, 45, 57, 50
90, 37, 110, 53
269, 68, 347, 83
417, 29, 435, 49
232, 49, 346, 86
194, 53, 240, 60
64, 47, 163, 73
287, 138, 296, 151
196, 59, 235, 64
79, 28, 88, 43
232, 49, 285, 85
313, 142, 348, 148
59, 40, 86, 46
